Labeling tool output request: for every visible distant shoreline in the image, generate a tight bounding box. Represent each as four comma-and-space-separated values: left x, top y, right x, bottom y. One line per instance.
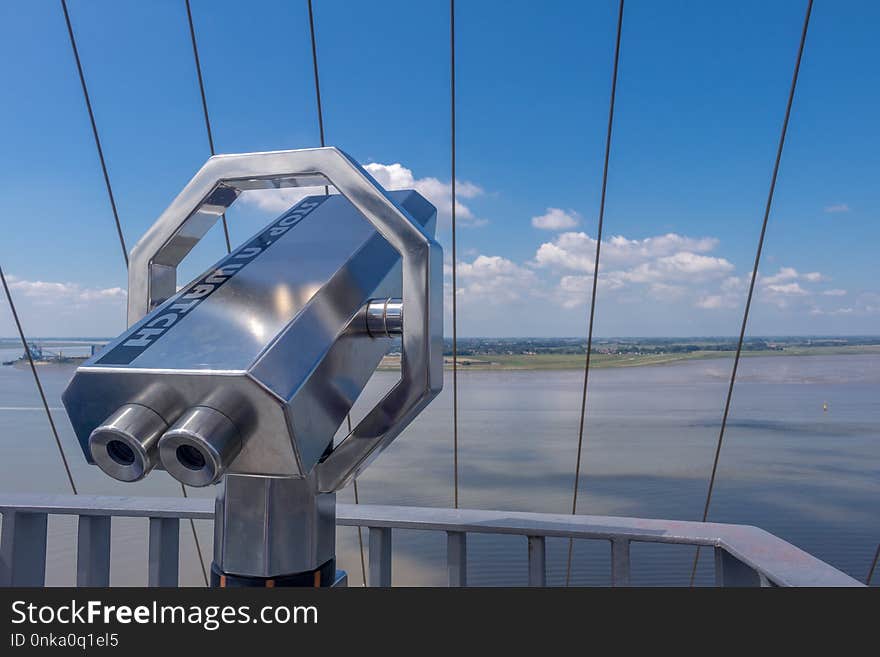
379, 345, 880, 371
3, 339, 879, 372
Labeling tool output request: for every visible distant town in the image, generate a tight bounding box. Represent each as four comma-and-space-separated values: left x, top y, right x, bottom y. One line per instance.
445, 335, 880, 356
383, 336, 880, 371
3, 336, 880, 372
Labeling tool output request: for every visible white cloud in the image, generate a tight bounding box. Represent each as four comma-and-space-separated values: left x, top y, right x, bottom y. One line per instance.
765, 282, 808, 296
810, 292, 880, 317
364, 163, 485, 227
647, 282, 688, 300
6, 276, 125, 305
531, 230, 734, 311
810, 306, 854, 316
625, 252, 734, 283
2, 275, 126, 336
238, 162, 487, 227
722, 274, 749, 291
695, 267, 843, 312
534, 233, 596, 272
447, 255, 538, 304
741, 268, 834, 309
696, 295, 728, 310
603, 233, 719, 265
531, 208, 579, 231
555, 273, 629, 308
763, 267, 824, 285
534, 231, 718, 272
823, 203, 850, 213
534, 234, 596, 272
762, 267, 798, 285
238, 186, 327, 213
695, 275, 749, 311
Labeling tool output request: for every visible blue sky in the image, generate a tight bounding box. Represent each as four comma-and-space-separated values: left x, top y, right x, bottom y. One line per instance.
1, 0, 878, 337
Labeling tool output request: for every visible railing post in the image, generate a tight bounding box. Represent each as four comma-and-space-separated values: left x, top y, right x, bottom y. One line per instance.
714, 547, 761, 587
447, 531, 467, 587
527, 535, 545, 587
148, 517, 179, 587
611, 539, 630, 587
77, 515, 111, 587
0, 511, 48, 586
368, 527, 392, 587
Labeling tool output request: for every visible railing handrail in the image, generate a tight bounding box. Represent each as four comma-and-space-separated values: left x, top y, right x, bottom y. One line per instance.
0, 493, 862, 587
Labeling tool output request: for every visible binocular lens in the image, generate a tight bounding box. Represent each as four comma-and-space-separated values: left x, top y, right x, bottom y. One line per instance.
88, 404, 165, 482
176, 444, 207, 471
158, 406, 242, 487
106, 440, 136, 466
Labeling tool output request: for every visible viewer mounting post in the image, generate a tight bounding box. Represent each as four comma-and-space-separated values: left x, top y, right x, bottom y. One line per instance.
62, 147, 443, 586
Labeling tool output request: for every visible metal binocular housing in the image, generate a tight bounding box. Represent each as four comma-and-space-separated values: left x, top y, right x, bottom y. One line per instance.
62, 147, 443, 584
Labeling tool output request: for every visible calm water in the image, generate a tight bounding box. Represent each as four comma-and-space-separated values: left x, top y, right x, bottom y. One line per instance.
1, 346, 878, 586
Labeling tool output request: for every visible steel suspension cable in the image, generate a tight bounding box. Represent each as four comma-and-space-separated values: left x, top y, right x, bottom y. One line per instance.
61, 0, 209, 584
1, 266, 78, 495
866, 542, 879, 586
564, 0, 625, 587
185, 0, 231, 254
60, 0, 128, 267
450, 0, 460, 509
178, 0, 228, 587
689, 0, 813, 586
307, 0, 367, 583
347, 415, 367, 586
307, 0, 329, 196
174, 481, 208, 585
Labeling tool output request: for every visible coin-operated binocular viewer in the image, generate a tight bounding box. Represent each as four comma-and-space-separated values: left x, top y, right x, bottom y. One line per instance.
63, 148, 443, 586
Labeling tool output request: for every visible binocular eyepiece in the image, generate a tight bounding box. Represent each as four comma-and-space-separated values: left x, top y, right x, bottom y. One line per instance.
89, 404, 165, 483
89, 401, 243, 487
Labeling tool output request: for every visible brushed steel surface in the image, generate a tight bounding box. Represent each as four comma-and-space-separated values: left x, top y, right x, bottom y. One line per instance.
159, 406, 242, 487
63, 156, 440, 479
213, 473, 336, 577
365, 298, 403, 337
89, 404, 166, 482
62, 147, 444, 582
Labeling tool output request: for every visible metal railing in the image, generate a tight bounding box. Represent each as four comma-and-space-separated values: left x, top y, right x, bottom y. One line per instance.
0, 494, 862, 587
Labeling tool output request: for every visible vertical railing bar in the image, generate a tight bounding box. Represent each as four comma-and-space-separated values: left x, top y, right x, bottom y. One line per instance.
527, 535, 546, 587
447, 531, 467, 587
76, 515, 111, 587
148, 517, 180, 587
0, 511, 48, 586
368, 527, 392, 587
713, 546, 723, 587
714, 547, 761, 587
610, 538, 631, 587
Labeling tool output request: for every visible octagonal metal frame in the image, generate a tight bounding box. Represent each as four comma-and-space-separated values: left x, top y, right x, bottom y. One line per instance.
126, 147, 443, 492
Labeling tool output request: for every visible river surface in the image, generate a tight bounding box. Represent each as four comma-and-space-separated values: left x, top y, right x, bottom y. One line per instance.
1, 345, 878, 586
